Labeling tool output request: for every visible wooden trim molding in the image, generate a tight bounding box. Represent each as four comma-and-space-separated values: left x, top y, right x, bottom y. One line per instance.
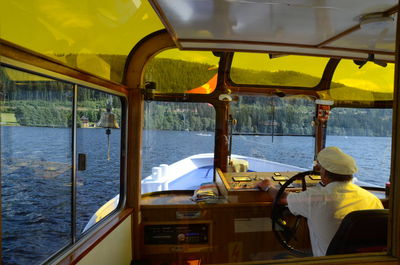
123, 30, 176, 88
223, 254, 398, 265
56, 208, 133, 265
384, 5, 399, 16
124, 29, 176, 260
317, 25, 360, 48
389, 1, 400, 258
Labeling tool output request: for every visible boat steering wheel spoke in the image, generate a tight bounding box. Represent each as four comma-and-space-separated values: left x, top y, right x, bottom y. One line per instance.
272, 171, 315, 257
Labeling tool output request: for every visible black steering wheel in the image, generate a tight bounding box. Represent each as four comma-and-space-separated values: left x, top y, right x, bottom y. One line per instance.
271, 171, 316, 257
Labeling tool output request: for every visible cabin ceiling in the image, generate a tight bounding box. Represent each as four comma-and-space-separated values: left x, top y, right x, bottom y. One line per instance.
150, 0, 398, 62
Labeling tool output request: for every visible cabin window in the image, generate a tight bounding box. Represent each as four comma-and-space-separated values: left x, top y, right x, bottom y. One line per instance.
76, 87, 122, 237
141, 101, 215, 194
328, 59, 394, 103
230, 53, 329, 87
229, 95, 315, 170
326, 107, 392, 188
1, 67, 74, 264
0, 66, 124, 264
143, 49, 219, 94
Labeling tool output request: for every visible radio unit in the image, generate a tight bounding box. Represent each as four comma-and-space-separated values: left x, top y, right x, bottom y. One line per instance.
144, 223, 209, 245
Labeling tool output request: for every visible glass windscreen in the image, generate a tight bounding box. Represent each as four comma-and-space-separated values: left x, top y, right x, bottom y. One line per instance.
230, 95, 315, 170
141, 101, 215, 193
326, 107, 392, 188
143, 49, 219, 94
2, 0, 163, 82
231, 53, 328, 87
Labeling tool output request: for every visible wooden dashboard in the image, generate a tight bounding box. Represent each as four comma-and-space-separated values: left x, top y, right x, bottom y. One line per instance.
215, 168, 322, 203
138, 169, 318, 264
140, 194, 288, 264
139, 170, 387, 265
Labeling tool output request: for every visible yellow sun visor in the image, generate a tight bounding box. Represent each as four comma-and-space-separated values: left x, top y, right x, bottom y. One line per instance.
329, 59, 394, 104
1, 0, 164, 83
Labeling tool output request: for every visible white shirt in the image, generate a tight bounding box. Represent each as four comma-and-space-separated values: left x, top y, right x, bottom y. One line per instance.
287, 181, 383, 257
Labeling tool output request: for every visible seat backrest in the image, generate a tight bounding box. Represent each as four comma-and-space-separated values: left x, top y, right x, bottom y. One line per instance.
326, 209, 389, 255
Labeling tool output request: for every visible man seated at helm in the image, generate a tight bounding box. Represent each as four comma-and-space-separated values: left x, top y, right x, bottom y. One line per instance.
257, 146, 383, 257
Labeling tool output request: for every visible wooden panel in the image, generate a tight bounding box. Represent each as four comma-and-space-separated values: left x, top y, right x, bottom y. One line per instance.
210, 206, 281, 263
140, 189, 389, 263
140, 199, 310, 264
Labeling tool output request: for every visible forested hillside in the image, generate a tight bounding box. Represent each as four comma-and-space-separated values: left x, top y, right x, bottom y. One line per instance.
0, 57, 392, 136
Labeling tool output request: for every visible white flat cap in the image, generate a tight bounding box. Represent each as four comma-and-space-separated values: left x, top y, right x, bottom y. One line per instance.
317, 146, 358, 175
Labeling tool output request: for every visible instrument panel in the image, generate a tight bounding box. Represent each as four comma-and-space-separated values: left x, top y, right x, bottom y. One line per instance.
226, 171, 321, 190
215, 170, 322, 202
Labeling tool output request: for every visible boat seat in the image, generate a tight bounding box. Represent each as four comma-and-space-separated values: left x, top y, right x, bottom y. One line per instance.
326, 209, 388, 255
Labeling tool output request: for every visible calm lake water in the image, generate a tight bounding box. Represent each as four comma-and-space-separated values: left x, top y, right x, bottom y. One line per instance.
1, 127, 392, 264
142, 130, 391, 187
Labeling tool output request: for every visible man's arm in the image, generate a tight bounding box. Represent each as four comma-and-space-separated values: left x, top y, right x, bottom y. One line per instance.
257, 178, 289, 205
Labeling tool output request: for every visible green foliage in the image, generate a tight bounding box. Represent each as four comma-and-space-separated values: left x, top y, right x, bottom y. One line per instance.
144, 99, 392, 137
144, 58, 217, 93
327, 108, 392, 137
1, 59, 392, 136
14, 101, 71, 127
231, 68, 320, 87
144, 102, 215, 131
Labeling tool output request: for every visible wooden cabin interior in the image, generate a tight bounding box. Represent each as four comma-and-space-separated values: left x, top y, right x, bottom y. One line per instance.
1, 1, 400, 265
